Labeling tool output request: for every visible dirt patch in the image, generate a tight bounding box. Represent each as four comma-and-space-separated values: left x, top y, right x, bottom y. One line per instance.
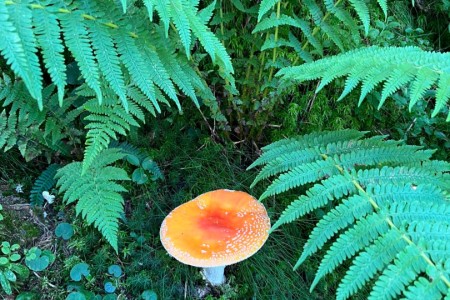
0, 183, 55, 250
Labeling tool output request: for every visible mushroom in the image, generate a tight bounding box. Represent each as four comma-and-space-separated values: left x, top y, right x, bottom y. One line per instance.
160, 189, 270, 286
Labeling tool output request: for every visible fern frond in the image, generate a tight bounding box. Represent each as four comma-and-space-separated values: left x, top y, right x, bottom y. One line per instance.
296, 193, 373, 266
368, 245, 426, 299
114, 30, 160, 113
1, 0, 229, 116
0, 75, 76, 158
89, 22, 128, 111
248, 129, 366, 170
136, 38, 180, 110
30, 164, 59, 206
169, 0, 191, 57
60, 12, 102, 104
184, 4, 233, 77
278, 47, 450, 119
259, 159, 338, 200
434, 73, 450, 118
33, 8, 66, 105
404, 276, 444, 300
56, 148, 130, 251
2, 2, 42, 107
336, 229, 407, 300
82, 98, 140, 173
254, 130, 450, 299
347, 0, 370, 35
310, 213, 390, 290
257, 0, 279, 22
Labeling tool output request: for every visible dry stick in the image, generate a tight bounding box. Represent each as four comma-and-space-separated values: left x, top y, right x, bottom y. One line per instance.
320, 153, 450, 289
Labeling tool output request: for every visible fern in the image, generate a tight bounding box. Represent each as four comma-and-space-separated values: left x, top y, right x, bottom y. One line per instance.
30, 164, 60, 206
0, 74, 80, 160
0, 0, 232, 110
278, 46, 450, 120
251, 130, 450, 299
56, 148, 130, 251
254, 0, 387, 69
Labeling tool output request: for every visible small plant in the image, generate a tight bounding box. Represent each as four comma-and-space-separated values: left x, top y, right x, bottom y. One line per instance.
25, 247, 55, 272
0, 242, 29, 295
66, 262, 124, 299
55, 223, 75, 240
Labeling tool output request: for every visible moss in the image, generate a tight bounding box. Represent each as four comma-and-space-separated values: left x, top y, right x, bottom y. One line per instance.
0, 207, 41, 245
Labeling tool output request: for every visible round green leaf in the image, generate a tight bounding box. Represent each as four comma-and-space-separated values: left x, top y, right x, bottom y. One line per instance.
66, 292, 86, 300
70, 263, 90, 281
132, 168, 148, 184
104, 281, 116, 293
1, 243, 10, 255
25, 248, 52, 271
141, 290, 157, 300
55, 223, 74, 240
25, 255, 49, 272
10, 244, 20, 251
0, 257, 8, 265
103, 294, 117, 300
107, 264, 122, 278
9, 253, 21, 262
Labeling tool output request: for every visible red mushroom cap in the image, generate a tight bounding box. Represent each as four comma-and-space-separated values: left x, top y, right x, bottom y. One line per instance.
160, 189, 270, 267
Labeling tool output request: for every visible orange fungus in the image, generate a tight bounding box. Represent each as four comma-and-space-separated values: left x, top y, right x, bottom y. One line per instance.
160, 189, 270, 268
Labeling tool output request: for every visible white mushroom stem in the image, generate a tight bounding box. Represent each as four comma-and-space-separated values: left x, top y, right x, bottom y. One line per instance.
203, 266, 226, 286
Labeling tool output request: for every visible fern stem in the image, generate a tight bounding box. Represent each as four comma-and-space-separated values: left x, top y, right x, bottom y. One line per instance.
263, 0, 283, 99
322, 153, 450, 289
267, 0, 282, 82
242, 44, 255, 99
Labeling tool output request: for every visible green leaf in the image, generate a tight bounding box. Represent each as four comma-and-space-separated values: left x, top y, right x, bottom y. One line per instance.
126, 154, 141, 166
70, 263, 90, 281
0, 257, 8, 265
66, 292, 86, 300
104, 281, 116, 293
30, 164, 59, 206
9, 253, 21, 262
141, 290, 158, 300
107, 264, 122, 278
0, 271, 12, 295
16, 292, 39, 300
1, 245, 10, 255
55, 223, 74, 240
25, 247, 51, 271
11, 263, 29, 279
3, 269, 16, 282
132, 168, 149, 185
